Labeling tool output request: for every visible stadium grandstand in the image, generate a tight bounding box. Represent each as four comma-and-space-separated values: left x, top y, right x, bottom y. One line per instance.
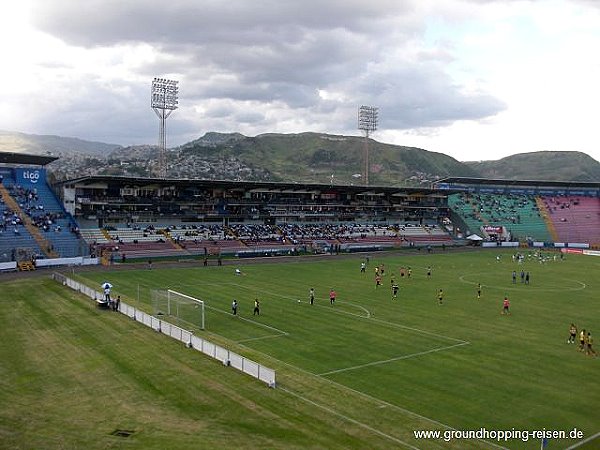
2, 152, 600, 271
59, 175, 453, 261
437, 177, 600, 247
0, 153, 87, 268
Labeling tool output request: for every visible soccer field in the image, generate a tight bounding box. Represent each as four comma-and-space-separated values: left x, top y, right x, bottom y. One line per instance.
68, 249, 600, 450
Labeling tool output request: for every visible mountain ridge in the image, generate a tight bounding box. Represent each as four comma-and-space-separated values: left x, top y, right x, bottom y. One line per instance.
0, 130, 598, 184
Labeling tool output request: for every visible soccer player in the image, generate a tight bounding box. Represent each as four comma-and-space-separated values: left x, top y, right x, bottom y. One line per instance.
392, 282, 399, 299
579, 329, 587, 352
360, 262, 366, 273
375, 275, 382, 288
502, 296, 510, 315
232, 299, 238, 315
427, 266, 432, 278
309, 288, 315, 305
329, 289, 336, 305
525, 272, 530, 285
437, 289, 444, 305
512, 271, 517, 284
520, 270, 525, 283
235, 268, 242, 276
407, 267, 412, 279
567, 323, 577, 344
113, 295, 121, 312
477, 283, 482, 299
253, 298, 260, 316
587, 332, 597, 357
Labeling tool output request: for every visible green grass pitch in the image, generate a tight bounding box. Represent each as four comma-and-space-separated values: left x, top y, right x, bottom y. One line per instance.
1, 249, 599, 449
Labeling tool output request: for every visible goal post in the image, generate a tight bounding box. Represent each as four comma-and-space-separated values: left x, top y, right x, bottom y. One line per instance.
151, 289, 205, 330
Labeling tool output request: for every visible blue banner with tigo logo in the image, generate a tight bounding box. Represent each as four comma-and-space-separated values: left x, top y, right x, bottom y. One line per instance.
15, 168, 46, 186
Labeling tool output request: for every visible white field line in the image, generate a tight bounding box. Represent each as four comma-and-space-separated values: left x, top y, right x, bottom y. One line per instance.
236, 333, 288, 344
564, 430, 600, 450
177, 279, 467, 344
225, 281, 468, 344
318, 342, 470, 376
234, 341, 508, 450
203, 303, 289, 336
365, 316, 468, 344
226, 281, 373, 319
278, 386, 421, 450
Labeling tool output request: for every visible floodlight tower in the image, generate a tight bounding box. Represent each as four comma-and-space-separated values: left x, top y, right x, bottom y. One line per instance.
151, 78, 179, 178
358, 105, 378, 186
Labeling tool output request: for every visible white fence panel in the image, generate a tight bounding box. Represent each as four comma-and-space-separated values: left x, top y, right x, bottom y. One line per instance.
160, 322, 172, 337
258, 367, 276, 385
181, 330, 193, 345
229, 353, 244, 371
243, 359, 260, 378
140, 311, 153, 328
215, 346, 229, 363
150, 316, 161, 331
122, 304, 136, 319
202, 341, 216, 358
191, 335, 204, 351
170, 326, 186, 343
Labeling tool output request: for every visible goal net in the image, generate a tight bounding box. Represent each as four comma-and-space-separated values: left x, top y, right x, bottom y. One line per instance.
151, 289, 205, 330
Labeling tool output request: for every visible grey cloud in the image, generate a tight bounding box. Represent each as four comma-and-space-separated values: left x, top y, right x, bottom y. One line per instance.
26, 0, 506, 144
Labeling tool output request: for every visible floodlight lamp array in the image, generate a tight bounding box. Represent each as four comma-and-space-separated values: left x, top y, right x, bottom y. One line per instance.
358, 105, 378, 132
151, 78, 179, 110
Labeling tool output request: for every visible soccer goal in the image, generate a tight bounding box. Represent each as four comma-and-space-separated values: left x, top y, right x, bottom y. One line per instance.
151, 289, 205, 330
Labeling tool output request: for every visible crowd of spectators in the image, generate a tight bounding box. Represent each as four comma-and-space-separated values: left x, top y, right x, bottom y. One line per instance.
452, 193, 540, 225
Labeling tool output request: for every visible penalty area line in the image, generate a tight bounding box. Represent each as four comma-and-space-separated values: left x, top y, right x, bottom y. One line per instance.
318, 342, 470, 376
203, 303, 289, 336
278, 386, 421, 450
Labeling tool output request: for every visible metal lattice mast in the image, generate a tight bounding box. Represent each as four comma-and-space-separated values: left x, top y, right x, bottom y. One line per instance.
358, 106, 378, 186
151, 78, 179, 178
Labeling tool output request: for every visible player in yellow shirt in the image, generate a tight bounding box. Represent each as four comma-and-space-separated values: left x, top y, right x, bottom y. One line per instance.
586, 332, 597, 357
579, 329, 586, 352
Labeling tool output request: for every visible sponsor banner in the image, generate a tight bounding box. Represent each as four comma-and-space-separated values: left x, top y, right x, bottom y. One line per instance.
482, 225, 503, 234
533, 242, 545, 247
500, 242, 519, 247
561, 248, 583, 254
568, 243, 590, 249
15, 168, 45, 186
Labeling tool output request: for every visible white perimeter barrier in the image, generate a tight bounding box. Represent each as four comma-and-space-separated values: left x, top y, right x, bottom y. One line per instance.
51, 272, 276, 387
36, 257, 99, 268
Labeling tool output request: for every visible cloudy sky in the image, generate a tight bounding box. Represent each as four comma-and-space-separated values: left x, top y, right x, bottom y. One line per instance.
2, 0, 600, 162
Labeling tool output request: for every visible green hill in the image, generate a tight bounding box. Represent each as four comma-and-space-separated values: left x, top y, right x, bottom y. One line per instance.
464, 151, 600, 182
179, 132, 479, 186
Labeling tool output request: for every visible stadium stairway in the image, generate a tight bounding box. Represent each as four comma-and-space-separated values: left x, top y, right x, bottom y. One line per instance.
535, 197, 559, 242
161, 228, 184, 250
0, 184, 58, 258
101, 228, 112, 241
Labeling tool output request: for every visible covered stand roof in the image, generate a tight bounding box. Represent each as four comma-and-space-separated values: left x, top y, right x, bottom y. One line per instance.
0, 151, 58, 166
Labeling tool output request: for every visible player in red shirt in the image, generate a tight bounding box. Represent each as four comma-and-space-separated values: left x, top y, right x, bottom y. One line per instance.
502, 296, 510, 315
329, 289, 337, 305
